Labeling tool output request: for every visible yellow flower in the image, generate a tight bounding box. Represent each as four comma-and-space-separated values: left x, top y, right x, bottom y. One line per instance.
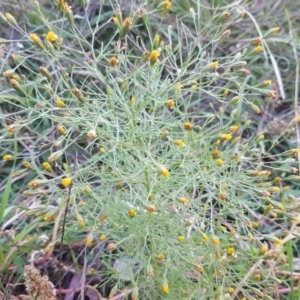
61, 177, 72, 187
107, 243, 116, 251
128, 208, 136, 218
227, 247, 235, 256
44, 214, 54, 222
178, 197, 189, 205
177, 235, 185, 242
251, 37, 263, 45
220, 133, 232, 141
174, 139, 185, 147
46, 31, 59, 44
86, 234, 93, 246
254, 45, 263, 53
99, 234, 106, 241
158, 165, 169, 178
56, 99, 66, 108
229, 125, 238, 133
210, 61, 218, 69
161, 0, 172, 14
203, 234, 209, 242
57, 125, 66, 135
3, 154, 14, 161
162, 283, 169, 293
228, 287, 234, 294
260, 245, 268, 255
216, 159, 223, 167
42, 162, 52, 172
150, 50, 160, 66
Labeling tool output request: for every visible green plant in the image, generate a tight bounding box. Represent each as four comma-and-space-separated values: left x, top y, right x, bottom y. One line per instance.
1, 0, 300, 299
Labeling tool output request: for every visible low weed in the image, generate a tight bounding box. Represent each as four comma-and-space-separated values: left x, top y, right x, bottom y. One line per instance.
0, 0, 299, 299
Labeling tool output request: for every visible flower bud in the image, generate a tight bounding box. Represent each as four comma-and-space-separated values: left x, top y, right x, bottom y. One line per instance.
5, 13, 18, 26
29, 33, 44, 49
63, 2, 74, 26
264, 27, 280, 38
39, 66, 52, 80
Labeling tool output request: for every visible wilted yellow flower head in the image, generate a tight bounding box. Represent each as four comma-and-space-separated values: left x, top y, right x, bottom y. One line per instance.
166, 99, 175, 109
109, 56, 118, 67
87, 129, 97, 140
107, 243, 116, 251
183, 122, 193, 131
157, 254, 165, 260
212, 149, 221, 159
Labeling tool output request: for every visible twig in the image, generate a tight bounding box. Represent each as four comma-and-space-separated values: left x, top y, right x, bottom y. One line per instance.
58, 185, 72, 294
